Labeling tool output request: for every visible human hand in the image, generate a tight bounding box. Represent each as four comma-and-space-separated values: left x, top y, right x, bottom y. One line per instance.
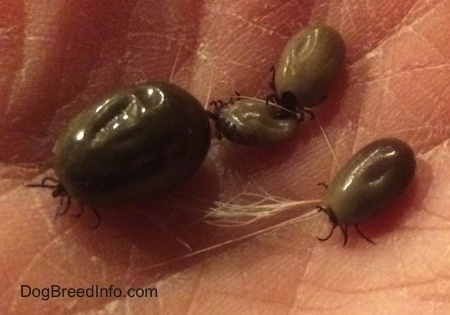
1, 1, 449, 314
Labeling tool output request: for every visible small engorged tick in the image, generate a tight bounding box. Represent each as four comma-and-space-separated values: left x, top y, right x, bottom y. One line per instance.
26, 82, 211, 224
208, 95, 299, 146
267, 25, 346, 118
317, 138, 416, 245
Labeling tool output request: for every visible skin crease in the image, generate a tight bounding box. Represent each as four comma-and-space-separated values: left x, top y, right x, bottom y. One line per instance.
0, 0, 449, 314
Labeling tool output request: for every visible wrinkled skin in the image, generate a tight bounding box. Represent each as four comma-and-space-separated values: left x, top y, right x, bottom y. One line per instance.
1, 1, 449, 314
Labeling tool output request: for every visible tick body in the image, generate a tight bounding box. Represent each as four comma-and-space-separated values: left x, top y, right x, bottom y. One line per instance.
270, 25, 345, 113
50, 82, 211, 206
211, 98, 299, 146
318, 138, 416, 245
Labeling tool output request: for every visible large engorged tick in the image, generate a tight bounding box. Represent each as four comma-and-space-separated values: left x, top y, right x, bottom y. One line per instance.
27, 82, 211, 222
317, 138, 416, 245
267, 25, 346, 118
209, 97, 299, 146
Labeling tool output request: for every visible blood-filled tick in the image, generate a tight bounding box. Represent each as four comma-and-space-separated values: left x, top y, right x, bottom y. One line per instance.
28, 82, 211, 211
317, 138, 416, 245
268, 25, 346, 117
209, 97, 299, 146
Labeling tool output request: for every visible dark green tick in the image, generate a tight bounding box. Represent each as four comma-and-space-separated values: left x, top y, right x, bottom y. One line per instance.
317, 138, 416, 245
209, 97, 299, 146
27, 82, 211, 221
267, 25, 346, 118
215, 99, 298, 146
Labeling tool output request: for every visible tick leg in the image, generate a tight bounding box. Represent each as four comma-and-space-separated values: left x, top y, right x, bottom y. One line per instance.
340, 225, 349, 246
42, 177, 59, 186
209, 100, 218, 110
205, 110, 219, 121
230, 91, 241, 104
354, 225, 375, 245
317, 224, 337, 242
25, 182, 57, 189
67, 203, 102, 229
269, 65, 277, 92
317, 182, 328, 189
209, 100, 226, 113
265, 93, 278, 106
54, 196, 71, 221
301, 107, 315, 120
206, 102, 220, 121
214, 120, 223, 140
60, 196, 71, 216
316, 205, 326, 214
25, 176, 58, 189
